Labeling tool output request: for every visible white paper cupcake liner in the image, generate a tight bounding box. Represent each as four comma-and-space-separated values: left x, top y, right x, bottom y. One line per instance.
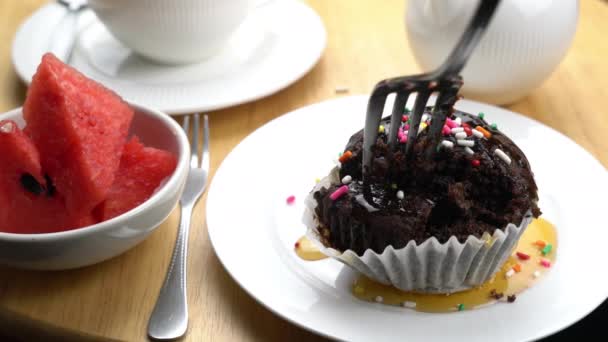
303, 168, 533, 293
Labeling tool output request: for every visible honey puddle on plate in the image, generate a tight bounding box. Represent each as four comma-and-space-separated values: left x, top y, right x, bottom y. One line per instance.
294, 235, 328, 261
296, 218, 557, 312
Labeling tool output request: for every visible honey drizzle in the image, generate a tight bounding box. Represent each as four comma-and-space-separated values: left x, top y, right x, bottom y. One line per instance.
294, 235, 328, 261
353, 218, 557, 312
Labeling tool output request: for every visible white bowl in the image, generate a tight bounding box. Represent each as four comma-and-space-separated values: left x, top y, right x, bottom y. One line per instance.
0, 103, 189, 270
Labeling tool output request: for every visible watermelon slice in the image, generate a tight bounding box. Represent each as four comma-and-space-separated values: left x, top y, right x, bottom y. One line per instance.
0, 120, 95, 233
0, 119, 45, 220
23, 53, 134, 214
0, 120, 44, 185
95, 137, 177, 221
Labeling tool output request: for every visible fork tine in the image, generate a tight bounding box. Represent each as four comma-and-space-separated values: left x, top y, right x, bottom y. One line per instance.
387, 91, 410, 149
182, 114, 190, 133
201, 115, 210, 173
148, 114, 209, 339
424, 80, 461, 156
363, 92, 388, 184
190, 114, 200, 168
404, 90, 431, 156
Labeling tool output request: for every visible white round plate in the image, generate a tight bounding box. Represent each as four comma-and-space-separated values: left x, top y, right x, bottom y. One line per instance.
207, 95, 608, 342
12, 1, 326, 114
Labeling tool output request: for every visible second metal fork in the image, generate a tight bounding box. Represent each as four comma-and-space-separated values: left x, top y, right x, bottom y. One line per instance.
148, 113, 209, 340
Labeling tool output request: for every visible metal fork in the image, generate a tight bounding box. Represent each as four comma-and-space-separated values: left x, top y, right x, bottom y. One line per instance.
363, 0, 501, 184
148, 113, 209, 340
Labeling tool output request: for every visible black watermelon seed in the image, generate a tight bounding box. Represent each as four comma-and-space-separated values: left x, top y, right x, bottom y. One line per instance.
44, 174, 56, 197
20, 173, 43, 195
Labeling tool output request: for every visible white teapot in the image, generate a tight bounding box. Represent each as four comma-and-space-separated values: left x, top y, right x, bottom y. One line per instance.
405, 0, 578, 105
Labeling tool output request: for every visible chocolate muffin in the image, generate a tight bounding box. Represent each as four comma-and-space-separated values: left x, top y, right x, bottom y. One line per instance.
313, 108, 540, 255
303, 107, 540, 292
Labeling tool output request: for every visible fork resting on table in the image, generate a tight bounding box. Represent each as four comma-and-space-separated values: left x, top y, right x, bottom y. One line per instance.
148, 113, 209, 340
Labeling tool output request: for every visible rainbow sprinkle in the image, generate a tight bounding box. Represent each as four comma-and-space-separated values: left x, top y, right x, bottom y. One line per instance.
441, 140, 454, 149
446, 118, 458, 129
442, 125, 451, 136
338, 150, 353, 163
455, 132, 467, 140
516, 251, 531, 260
418, 122, 428, 134
329, 185, 349, 201
494, 148, 511, 165
457, 139, 474, 147
475, 126, 492, 138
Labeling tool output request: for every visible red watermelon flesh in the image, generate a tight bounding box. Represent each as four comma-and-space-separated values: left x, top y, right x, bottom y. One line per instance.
95, 137, 177, 221
0, 120, 44, 185
23, 53, 134, 214
0, 121, 95, 233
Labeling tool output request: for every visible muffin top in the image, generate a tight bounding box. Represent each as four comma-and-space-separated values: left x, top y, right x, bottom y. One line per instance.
313, 108, 541, 254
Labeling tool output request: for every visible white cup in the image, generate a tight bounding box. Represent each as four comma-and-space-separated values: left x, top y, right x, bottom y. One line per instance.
88, 0, 253, 65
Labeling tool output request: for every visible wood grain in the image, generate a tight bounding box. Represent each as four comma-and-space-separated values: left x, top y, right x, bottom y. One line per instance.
0, 0, 606, 341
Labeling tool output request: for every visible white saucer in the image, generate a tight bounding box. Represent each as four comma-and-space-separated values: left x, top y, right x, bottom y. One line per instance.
12, 1, 326, 114
207, 95, 608, 341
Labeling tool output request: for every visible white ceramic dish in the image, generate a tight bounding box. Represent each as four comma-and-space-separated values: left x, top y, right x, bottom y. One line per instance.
207, 95, 608, 342
12, 0, 326, 114
0, 103, 189, 270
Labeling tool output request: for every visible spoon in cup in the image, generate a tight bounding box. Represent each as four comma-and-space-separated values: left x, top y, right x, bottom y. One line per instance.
48, 0, 88, 63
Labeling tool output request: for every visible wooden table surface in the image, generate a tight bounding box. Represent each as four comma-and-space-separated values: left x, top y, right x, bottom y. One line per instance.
0, 0, 607, 341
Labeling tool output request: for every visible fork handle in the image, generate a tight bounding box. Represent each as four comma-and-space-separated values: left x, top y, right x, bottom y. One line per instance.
147, 203, 192, 340
435, 0, 501, 77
